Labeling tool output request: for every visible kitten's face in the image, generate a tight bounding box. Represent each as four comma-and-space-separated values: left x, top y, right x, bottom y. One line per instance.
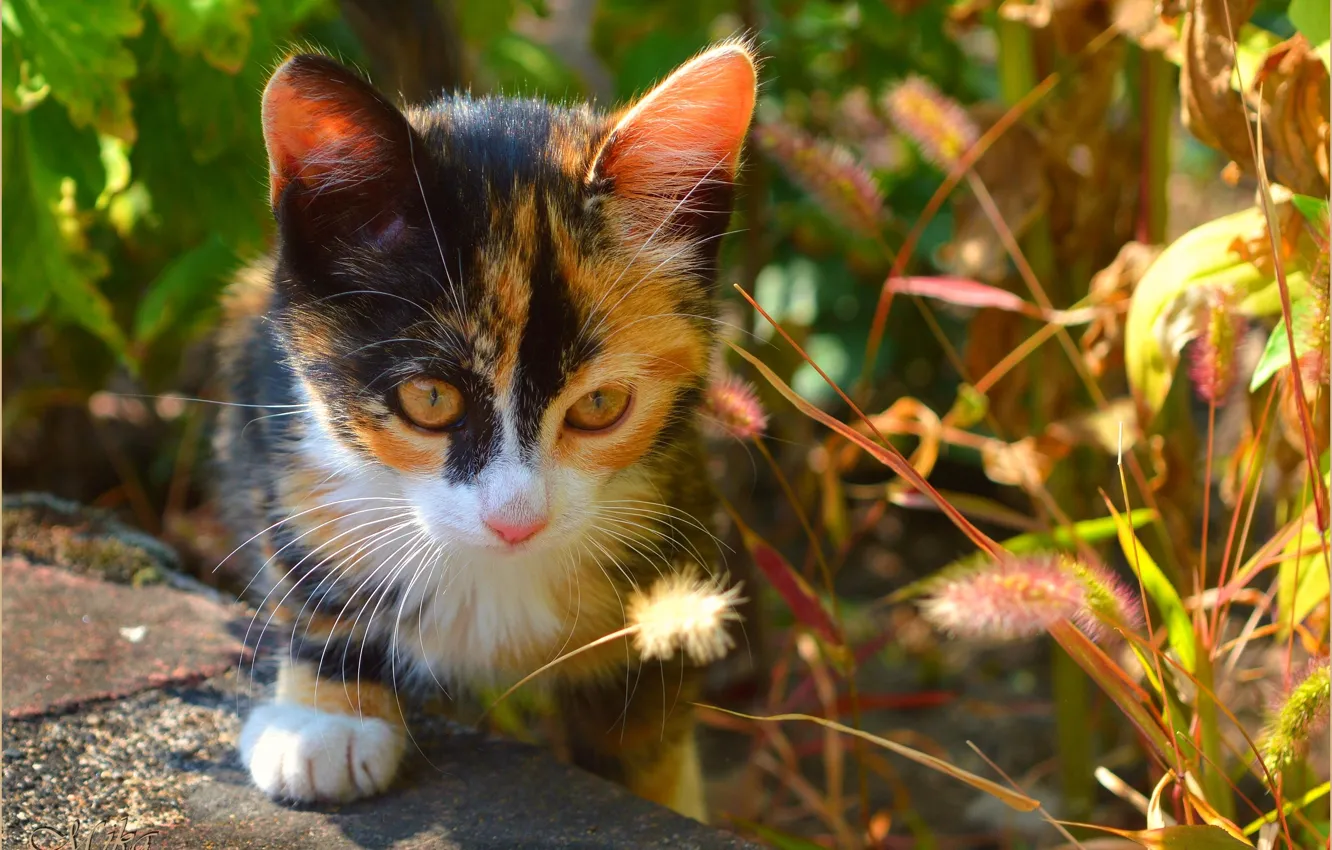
263, 46, 755, 557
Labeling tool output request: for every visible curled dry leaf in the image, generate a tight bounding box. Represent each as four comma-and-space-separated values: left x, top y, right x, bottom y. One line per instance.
1181, 0, 1330, 197
1254, 35, 1332, 202
1044, 397, 1140, 457
1082, 241, 1163, 378
980, 435, 1068, 491
837, 396, 942, 487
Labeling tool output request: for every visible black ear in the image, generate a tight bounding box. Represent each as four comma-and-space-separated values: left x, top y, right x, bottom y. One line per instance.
263, 54, 422, 256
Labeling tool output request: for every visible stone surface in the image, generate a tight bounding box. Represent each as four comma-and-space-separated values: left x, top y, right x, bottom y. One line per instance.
3, 672, 760, 850
178, 713, 758, 849
2, 559, 250, 718
1, 495, 763, 849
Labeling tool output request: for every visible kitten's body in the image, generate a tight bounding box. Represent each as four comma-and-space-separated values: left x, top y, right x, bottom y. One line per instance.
214, 44, 756, 818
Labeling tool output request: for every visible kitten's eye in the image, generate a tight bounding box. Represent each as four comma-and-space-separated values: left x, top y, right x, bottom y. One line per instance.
397, 378, 465, 430
565, 387, 631, 432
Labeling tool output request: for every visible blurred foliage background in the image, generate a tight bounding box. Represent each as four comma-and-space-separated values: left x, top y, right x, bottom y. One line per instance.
3, 0, 1330, 846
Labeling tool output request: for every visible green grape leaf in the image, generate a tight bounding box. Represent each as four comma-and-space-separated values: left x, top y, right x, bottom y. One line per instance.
1250, 298, 1316, 392
2, 0, 141, 141
1289, 0, 1330, 51
147, 0, 257, 73
1291, 193, 1330, 228
133, 234, 236, 348
2, 27, 49, 113
3, 108, 127, 359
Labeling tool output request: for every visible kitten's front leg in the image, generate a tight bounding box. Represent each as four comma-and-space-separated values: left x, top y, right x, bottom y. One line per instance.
241, 658, 407, 803
559, 659, 708, 822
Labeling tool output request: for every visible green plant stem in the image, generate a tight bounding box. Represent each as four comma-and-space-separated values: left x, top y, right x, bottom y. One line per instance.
996, 15, 1094, 820
1052, 644, 1094, 819
1194, 640, 1234, 819
1141, 48, 1173, 244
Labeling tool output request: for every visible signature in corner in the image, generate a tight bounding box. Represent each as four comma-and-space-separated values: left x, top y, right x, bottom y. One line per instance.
27, 816, 161, 849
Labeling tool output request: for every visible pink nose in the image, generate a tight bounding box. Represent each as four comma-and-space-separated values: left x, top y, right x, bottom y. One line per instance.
484, 515, 547, 545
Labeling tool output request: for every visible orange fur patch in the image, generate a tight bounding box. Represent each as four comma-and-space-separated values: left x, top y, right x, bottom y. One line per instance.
353, 423, 445, 474
277, 659, 405, 725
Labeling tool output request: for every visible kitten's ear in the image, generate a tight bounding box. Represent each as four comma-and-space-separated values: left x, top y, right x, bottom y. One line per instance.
263, 54, 419, 247
589, 42, 757, 238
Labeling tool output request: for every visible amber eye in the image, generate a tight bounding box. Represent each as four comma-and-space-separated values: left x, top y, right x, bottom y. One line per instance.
397, 378, 465, 430
565, 387, 631, 432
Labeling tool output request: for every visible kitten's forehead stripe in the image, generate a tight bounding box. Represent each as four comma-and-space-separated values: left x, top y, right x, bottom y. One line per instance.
512, 202, 588, 455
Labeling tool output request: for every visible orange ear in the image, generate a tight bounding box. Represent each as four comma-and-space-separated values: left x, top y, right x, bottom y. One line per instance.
589, 42, 757, 223
262, 54, 412, 209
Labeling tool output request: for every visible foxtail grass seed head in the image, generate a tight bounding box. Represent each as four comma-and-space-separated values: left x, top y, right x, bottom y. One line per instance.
1188, 287, 1244, 405
919, 555, 1087, 642
881, 75, 979, 170
628, 572, 745, 664
919, 554, 1137, 644
704, 373, 768, 440
1263, 658, 1330, 771
755, 119, 885, 239
1067, 559, 1143, 641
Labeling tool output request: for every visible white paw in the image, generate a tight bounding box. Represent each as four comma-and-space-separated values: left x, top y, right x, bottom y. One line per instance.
240, 703, 406, 803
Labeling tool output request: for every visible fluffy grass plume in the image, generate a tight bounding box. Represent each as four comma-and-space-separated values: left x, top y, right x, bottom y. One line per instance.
881, 75, 979, 170
919, 554, 1139, 643
1263, 658, 1330, 771
628, 571, 745, 664
704, 373, 769, 440
754, 119, 884, 238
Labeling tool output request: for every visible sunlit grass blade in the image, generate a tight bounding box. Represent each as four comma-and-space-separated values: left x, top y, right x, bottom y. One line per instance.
1104, 494, 1196, 672
1241, 781, 1330, 836
696, 705, 1041, 812
1048, 621, 1174, 763
1001, 509, 1159, 555
728, 336, 1002, 558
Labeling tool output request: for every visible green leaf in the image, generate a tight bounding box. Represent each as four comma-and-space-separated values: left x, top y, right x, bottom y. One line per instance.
1002, 510, 1158, 555
1107, 501, 1195, 672
1126, 205, 1313, 417
132, 234, 237, 348
1291, 193, 1329, 227
3, 108, 127, 359
1289, 0, 1330, 51
1250, 297, 1316, 392
2, 0, 141, 141
1277, 519, 1330, 634
95, 135, 132, 208
2, 25, 49, 113
147, 0, 257, 73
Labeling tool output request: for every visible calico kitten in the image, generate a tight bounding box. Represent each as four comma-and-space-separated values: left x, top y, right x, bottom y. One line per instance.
213, 41, 757, 820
